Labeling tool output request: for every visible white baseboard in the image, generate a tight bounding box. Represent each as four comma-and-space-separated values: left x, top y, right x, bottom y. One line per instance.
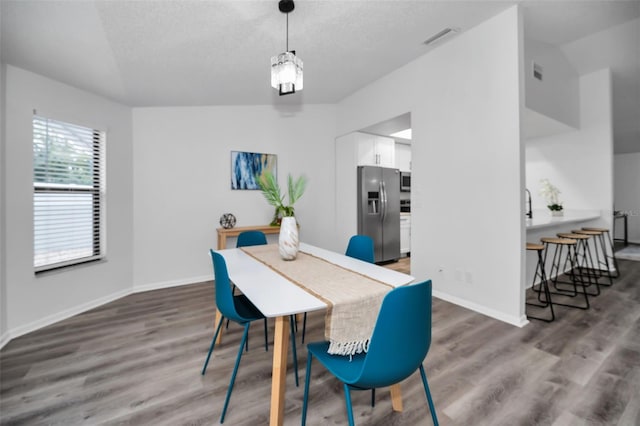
433, 289, 529, 328
1, 288, 131, 350
0, 276, 212, 351
132, 275, 211, 293
0, 331, 11, 350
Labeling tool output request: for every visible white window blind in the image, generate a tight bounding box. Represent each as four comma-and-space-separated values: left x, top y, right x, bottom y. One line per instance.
33, 115, 106, 272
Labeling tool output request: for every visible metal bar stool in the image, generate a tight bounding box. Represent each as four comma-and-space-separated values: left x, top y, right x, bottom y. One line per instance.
557, 232, 600, 297
540, 237, 590, 310
582, 227, 620, 278
526, 242, 555, 322
572, 229, 614, 286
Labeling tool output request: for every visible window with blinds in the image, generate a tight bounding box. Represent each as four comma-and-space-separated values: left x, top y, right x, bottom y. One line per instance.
33, 115, 106, 272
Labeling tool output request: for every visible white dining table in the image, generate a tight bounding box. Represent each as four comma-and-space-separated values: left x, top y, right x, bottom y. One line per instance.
214, 242, 415, 426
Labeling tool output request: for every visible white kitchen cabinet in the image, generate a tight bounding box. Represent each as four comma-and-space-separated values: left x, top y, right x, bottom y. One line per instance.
374, 136, 396, 167
400, 214, 411, 255
356, 133, 395, 167
395, 143, 411, 171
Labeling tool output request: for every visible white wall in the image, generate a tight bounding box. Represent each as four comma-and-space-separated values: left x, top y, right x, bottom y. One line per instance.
1, 61, 7, 343
337, 6, 526, 325
524, 38, 580, 130
3, 66, 133, 338
560, 18, 640, 154
614, 153, 640, 243
526, 69, 614, 226
334, 133, 360, 252
132, 105, 337, 289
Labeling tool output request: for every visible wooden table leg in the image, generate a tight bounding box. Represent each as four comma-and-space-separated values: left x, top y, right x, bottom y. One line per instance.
214, 310, 223, 344
390, 383, 403, 411
217, 234, 226, 250
269, 315, 289, 426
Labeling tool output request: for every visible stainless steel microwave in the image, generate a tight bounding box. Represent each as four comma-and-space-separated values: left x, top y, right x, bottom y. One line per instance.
400, 171, 411, 192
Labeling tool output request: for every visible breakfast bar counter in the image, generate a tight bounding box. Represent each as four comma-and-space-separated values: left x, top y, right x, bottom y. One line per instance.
525, 210, 601, 230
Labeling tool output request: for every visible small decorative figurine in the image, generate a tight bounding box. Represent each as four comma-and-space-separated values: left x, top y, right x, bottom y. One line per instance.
219, 213, 236, 229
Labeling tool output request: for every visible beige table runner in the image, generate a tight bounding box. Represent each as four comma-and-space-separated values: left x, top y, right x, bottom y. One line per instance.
241, 244, 394, 356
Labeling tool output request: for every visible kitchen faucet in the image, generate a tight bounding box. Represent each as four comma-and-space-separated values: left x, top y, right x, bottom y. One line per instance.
525, 189, 533, 219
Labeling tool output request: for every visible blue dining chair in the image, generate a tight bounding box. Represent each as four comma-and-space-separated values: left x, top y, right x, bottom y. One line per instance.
227, 231, 269, 344
301, 279, 439, 426
301, 235, 375, 343
201, 250, 269, 422
236, 230, 267, 247
345, 234, 375, 263
203, 246, 300, 421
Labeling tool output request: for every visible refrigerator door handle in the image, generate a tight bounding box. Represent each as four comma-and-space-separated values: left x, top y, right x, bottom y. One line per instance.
381, 180, 387, 222
378, 181, 384, 222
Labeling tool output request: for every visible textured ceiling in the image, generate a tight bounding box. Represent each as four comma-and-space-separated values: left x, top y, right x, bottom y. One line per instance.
0, 0, 498, 106
1, 0, 639, 151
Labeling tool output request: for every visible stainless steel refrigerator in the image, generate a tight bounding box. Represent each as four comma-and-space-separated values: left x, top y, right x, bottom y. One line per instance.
357, 166, 401, 263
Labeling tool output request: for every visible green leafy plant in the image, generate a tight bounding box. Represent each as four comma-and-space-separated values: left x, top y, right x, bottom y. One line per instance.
547, 203, 563, 212
257, 171, 308, 222
539, 178, 563, 211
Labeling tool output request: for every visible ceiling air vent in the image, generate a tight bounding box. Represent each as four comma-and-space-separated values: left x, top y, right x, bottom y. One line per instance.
533, 62, 543, 81
423, 27, 460, 46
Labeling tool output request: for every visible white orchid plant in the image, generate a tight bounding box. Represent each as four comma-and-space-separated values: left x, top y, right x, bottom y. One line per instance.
539, 178, 563, 211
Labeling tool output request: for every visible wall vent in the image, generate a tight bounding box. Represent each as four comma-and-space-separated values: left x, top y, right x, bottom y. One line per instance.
533, 62, 543, 81
423, 27, 460, 46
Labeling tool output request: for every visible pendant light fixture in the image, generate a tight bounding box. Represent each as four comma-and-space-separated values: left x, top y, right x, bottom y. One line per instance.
271, 0, 303, 96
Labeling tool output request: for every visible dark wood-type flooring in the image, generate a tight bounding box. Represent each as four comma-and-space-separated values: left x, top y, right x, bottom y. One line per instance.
1, 252, 639, 425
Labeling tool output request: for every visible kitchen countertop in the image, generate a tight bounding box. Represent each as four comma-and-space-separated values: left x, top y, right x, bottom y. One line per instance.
525, 210, 600, 230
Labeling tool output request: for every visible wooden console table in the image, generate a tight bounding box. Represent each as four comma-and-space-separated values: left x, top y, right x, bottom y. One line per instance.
216, 225, 281, 250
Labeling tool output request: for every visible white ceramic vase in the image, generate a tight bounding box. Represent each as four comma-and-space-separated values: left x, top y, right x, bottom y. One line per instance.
551, 210, 564, 217
279, 216, 299, 260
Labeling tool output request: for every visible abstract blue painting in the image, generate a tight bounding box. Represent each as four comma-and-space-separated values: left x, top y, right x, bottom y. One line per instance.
231, 151, 277, 190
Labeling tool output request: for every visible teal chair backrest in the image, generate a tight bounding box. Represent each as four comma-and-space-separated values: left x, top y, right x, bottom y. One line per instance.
345, 235, 375, 263
237, 230, 267, 247
210, 250, 250, 324
352, 280, 432, 388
